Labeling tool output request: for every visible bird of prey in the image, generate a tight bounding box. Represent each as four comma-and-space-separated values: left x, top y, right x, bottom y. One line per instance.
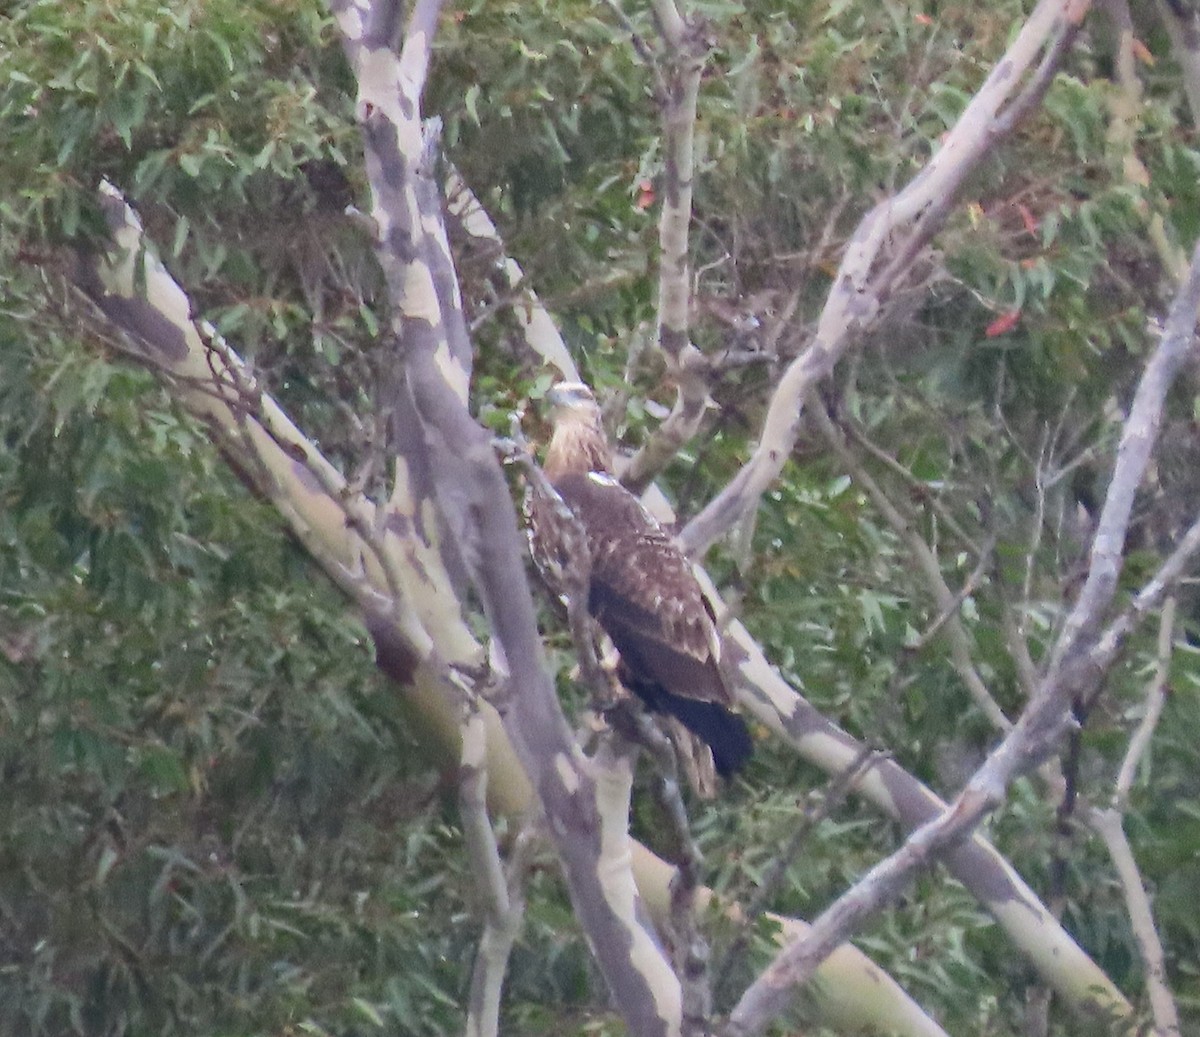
527, 381, 752, 777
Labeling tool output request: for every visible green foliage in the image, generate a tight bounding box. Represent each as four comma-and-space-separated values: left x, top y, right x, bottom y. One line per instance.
0, 320, 485, 1035
4, 0, 1200, 1033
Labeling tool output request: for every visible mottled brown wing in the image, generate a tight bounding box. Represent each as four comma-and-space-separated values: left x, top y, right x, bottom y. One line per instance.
525, 484, 573, 601
551, 472, 732, 707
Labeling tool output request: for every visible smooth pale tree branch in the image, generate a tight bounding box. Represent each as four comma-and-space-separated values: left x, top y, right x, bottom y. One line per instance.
723, 551, 1198, 1037
681, 0, 1092, 557
699, 554, 1125, 1025
841, 415, 982, 555
622, 353, 714, 496
444, 172, 578, 380
1002, 598, 1043, 699
649, 0, 686, 46
651, 0, 702, 348
460, 707, 527, 1037
71, 162, 949, 1034
63, 176, 955, 1036
455, 170, 1132, 1024
193, 320, 431, 649
724, 236, 1200, 1037
1088, 596, 1180, 1037
646, 729, 711, 1037
445, 171, 586, 385
328, 3, 689, 1033
73, 184, 464, 668
465, 824, 538, 1037
1089, 807, 1181, 1037
1048, 240, 1200, 674
620, 0, 714, 495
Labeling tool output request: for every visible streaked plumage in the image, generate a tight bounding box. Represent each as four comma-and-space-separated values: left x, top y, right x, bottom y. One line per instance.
528, 383, 752, 777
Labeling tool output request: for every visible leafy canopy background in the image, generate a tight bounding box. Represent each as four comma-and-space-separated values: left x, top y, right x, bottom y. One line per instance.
2, 0, 1199, 1034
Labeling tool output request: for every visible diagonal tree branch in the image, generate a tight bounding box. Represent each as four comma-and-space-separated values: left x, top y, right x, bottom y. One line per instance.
680, 0, 1092, 558
460, 702, 534, 1037
326, 3, 687, 1033
449, 169, 1134, 1025
66, 168, 957, 1037
810, 396, 1011, 732
723, 235, 1200, 1037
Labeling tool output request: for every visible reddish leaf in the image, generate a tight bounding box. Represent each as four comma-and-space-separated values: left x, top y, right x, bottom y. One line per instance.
1017, 202, 1039, 237
985, 310, 1021, 338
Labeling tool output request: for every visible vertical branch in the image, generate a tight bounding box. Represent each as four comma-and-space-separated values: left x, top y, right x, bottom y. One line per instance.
650, 0, 703, 363
1088, 597, 1181, 1037
1048, 242, 1200, 674
461, 705, 531, 1037
1090, 809, 1181, 1037
328, 4, 686, 1033
1115, 597, 1176, 803
621, 0, 714, 493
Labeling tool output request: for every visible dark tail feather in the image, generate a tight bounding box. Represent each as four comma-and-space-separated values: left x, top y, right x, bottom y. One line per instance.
631, 681, 753, 777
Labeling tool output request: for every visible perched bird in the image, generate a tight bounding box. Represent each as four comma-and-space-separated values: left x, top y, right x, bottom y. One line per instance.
528, 382, 753, 777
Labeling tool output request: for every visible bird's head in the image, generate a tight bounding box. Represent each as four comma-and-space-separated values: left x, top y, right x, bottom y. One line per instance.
542, 382, 611, 477
545, 381, 598, 417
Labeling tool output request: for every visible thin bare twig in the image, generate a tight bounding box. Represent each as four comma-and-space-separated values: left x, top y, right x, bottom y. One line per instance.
461, 704, 530, 1037
812, 397, 1011, 731
840, 416, 981, 555
1088, 596, 1181, 1037
1116, 596, 1176, 803
599, 0, 663, 86
712, 747, 882, 1001
630, 711, 712, 1037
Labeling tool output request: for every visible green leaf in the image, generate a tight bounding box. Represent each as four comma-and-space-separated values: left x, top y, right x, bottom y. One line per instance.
350, 997, 385, 1027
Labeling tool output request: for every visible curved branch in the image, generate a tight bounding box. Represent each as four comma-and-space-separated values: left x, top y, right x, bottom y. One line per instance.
461, 708, 527, 1037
